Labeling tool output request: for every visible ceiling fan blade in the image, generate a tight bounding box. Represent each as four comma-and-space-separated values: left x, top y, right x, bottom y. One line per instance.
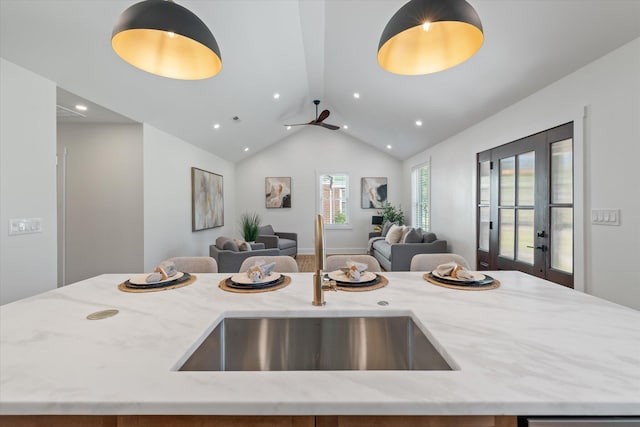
318, 123, 340, 130
284, 102, 338, 130
316, 109, 330, 123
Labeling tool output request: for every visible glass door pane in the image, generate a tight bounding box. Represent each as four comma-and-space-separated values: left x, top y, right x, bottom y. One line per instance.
479, 206, 490, 251
500, 157, 515, 206
517, 151, 535, 206
551, 207, 573, 273
551, 139, 573, 203
517, 209, 534, 264
499, 209, 515, 258
479, 161, 490, 204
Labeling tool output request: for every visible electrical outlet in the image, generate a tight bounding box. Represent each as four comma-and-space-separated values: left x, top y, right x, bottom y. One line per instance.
591, 209, 621, 226
8, 218, 43, 235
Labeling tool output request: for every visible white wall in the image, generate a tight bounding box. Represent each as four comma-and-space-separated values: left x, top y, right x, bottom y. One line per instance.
0, 58, 57, 304
57, 123, 144, 284
236, 127, 403, 254
403, 38, 640, 309
143, 124, 236, 271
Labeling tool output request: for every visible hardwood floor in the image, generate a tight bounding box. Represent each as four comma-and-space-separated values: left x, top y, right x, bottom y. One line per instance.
296, 255, 315, 272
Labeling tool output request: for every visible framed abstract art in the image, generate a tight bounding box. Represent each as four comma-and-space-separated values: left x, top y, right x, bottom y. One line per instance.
361, 177, 387, 209
192, 167, 224, 231
265, 177, 291, 208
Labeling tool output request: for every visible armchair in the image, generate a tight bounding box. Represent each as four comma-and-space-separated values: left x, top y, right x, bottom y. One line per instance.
256, 224, 298, 258
209, 237, 279, 273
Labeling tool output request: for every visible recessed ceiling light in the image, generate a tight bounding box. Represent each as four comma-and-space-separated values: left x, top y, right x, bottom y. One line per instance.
213, 123, 220, 129
286, 126, 292, 130
244, 147, 249, 152
353, 93, 360, 99
273, 93, 280, 99
343, 125, 349, 130
415, 120, 423, 127
387, 145, 392, 149
75, 104, 87, 111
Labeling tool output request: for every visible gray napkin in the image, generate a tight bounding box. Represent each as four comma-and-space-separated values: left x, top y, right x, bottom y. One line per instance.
247, 261, 276, 282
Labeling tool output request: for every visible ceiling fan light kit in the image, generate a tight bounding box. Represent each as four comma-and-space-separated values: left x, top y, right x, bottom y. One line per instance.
378, 0, 483, 75
112, 0, 222, 80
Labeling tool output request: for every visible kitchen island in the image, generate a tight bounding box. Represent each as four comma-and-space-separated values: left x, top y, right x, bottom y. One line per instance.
1, 271, 638, 426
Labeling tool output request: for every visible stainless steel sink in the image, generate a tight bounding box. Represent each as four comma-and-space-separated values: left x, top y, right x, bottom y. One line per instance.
178, 316, 452, 371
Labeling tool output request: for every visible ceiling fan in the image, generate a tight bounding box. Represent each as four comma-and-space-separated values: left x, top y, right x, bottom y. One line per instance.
284, 100, 340, 130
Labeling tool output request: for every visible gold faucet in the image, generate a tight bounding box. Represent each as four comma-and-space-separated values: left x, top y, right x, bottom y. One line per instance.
313, 214, 336, 306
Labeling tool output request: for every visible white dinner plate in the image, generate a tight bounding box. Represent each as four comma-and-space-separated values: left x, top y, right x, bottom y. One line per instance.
327, 270, 376, 283
431, 270, 485, 282
231, 272, 281, 285
129, 271, 184, 285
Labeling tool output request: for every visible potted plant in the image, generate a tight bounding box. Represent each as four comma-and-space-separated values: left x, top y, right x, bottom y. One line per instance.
378, 202, 405, 225
240, 212, 261, 242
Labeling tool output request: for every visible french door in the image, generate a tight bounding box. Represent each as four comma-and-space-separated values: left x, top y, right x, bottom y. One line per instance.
477, 123, 574, 288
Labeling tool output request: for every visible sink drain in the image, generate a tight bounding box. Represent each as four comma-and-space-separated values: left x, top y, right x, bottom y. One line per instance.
86, 309, 119, 320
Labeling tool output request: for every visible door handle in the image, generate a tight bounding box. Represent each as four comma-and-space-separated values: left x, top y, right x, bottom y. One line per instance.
537, 230, 547, 238
526, 245, 547, 251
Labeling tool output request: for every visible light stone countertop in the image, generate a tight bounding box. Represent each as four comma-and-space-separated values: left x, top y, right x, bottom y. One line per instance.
0, 271, 639, 416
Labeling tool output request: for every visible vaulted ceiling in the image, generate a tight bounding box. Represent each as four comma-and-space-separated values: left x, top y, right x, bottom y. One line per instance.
1, 1, 639, 162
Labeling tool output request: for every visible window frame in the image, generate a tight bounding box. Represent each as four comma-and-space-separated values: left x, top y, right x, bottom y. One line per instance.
411, 160, 431, 231
317, 171, 351, 230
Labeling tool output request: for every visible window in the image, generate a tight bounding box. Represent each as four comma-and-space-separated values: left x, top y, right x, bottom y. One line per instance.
319, 173, 349, 227
411, 162, 430, 230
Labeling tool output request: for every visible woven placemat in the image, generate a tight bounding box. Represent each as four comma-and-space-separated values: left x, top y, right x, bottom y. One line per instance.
336, 274, 388, 292
423, 273, 500, 291
219, 275, 291, 293
118, 274, 197, 293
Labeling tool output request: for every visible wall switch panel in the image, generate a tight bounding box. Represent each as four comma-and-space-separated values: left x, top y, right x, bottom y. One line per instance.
8, 218, 43, 235
591, 209, 621, 226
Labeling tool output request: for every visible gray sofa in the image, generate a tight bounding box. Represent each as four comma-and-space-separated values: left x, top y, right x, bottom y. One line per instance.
256, 225, 297, 258
209, 237, 280, 273
368, 228, 447, 271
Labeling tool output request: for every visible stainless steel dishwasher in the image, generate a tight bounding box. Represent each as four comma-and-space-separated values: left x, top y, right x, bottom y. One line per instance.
521, 418, 640, 426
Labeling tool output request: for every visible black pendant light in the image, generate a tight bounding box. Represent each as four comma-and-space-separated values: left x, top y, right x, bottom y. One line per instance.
378, 0, 483, 75
112, 0, 222, 80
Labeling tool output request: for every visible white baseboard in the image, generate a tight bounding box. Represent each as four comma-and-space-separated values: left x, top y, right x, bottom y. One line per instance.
298, 248, 367, 255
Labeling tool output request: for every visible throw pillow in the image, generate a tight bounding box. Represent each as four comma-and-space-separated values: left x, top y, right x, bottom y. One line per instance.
216, 236, 230, 250
222, 239, 239, 252
385, 224, 404, 244
399, 226, 412, 243
234, 239, 252, 252
422, 232, 437, 243
403, 227, 422, 243
381, 221, 397, 237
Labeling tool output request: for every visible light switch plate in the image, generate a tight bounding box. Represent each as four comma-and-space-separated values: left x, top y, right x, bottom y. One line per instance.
591, 209, 621, 226
8, 218, 43, 235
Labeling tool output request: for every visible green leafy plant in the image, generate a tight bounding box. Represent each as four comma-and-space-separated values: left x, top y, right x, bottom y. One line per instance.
378, 202, 405, 225
334, 211, 347, 224
240, 212, 261, 242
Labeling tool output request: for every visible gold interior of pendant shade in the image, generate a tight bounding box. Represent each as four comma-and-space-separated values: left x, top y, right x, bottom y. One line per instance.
112, 29, 222, 80
378, 21, 483, 75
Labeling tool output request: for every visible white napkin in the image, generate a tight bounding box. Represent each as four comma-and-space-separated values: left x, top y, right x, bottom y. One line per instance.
343, 260, 368, 281
247, 261, 276, 283
146, 261, 178, 283
434, 262, 474, 280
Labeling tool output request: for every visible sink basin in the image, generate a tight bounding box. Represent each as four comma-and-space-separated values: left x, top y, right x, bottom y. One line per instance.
178, 315, 452, 371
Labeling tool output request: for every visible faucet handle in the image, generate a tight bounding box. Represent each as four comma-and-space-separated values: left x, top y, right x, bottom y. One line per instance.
322, 278, 337, 292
